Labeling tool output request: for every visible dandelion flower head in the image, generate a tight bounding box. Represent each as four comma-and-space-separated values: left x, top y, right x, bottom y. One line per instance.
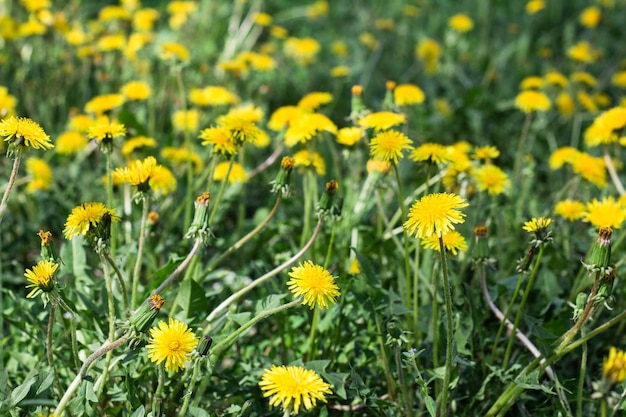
583, 197, 626, 229
0, 116, 53, 151
336, 127, 363, 146
522, 217, 552, 233
404, 192, 469, 239
514, 90, 551, 113
287, 261, 340, 310
410, 142, 452, 164
297, 92, 333, 112
394, 84, 425, 106
145, 318, 198, 372
604, 347, 626, 384
571, 152, 607, 188
284, 113, 337, 147
358, 111, 406, 131
56, 131, 88, 155
259, 364, 332, 414
63, 202, 120, 240
369, 130, 413, 163
448, 13, 474, 32
473, 164, 510, 195
25, 260, 58, 298
421, 230, 468, 255
114, 156, 158, 188
213, 161, 248, 184
555, 200, 586, 221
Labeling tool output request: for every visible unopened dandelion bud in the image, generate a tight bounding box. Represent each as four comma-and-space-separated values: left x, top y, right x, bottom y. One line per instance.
383, 80, 396, 110
595, 264, 616, 308
516, 246, 535, 273
185, 192, 213, 241
38, 230, 59, 262
129, 294, 165, 335
572, 292, 588, 320
350, 85, 367, 119
196, 335, 213, 356
585, 227, 612, 274
148, 211, 159, 225
317, 180, 339, 216
472, 225, 490, 260
270, 156, 295, 195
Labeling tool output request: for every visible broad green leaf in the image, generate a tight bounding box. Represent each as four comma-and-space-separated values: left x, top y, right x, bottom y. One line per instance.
177, 279, 207, 319
10, 376, 36, 406
130, 405, 146, 417
149, 256, 184, 293
36, 370, 55, 395
229, 312, 252, 327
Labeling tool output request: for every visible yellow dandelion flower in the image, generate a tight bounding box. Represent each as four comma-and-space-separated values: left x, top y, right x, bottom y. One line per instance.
85, 94, 125, 115
366, 159, 391, 174
604, 347, 626, 384
254, 12, 272, 26
472, 146, 500, 161
448, 13, 474, 33
97, 34, 126, 51
172, 109, 199, 133
611, 71, 626, 88
331, 40, 348, 57
167, 1, 197, 15
145, 318, 198, 372
567, 41, 599, 64
268, 106, 305, 132
583, 197, 626, 229
416, 38, 441, 74
18, 17, 46, 37
293, 149, 325, 175
0, 116, 53, 151
199, 126, 237, 155
287, 261, 340, 310
580, 6, 601, 28
359, 111, 406, 131
120, 81, 151, 101
358, 32, 378, 49
161, 147, 203, 173
522, 217, 552, 233
520, 76, 543, 90
284, 37, 320, 65
24, 260, 58, 298
370, 130, 413, 163
571, 71, 597, 87
259, 365, 332, 415
21, 0, 51, 12
473, 164, 510, 195
577, 91, 599, 114
0, 86, 17, 118
297, 92, 333, 112
330, 65, 350, 77
56, 131, 88, 155
189, 86, 239, 107
114, 156, 157, 188
99, 5, 131, 21
69, 114, 95, 133
526, 0, 545, 15
121, 136, 157, 157
213, 161, 247, 184
549, 146, 580, 170
25, 157, 52, 193
160, 41, 190, 62
394, 84, 425, 106
336, 127, 363, 146
435, 98, 452, 117
150, 165, 177, 196
87, 117, 126, 142
514, 90, 551, 113
63, 202, 120, 240
556, 92, 575, 117
544, 71, 568, 88
306, 0, 328, 20
421, 230, 468, 255
571, 152, 607, 187
410, 142, 452, 164
404, 192, 469, 238
554, 199, 586, 221
584, 106, 626, 147
217, 105, 264, 145
270, 25, 288, 39
133, 8, 160, 31
284, 113, 337, 147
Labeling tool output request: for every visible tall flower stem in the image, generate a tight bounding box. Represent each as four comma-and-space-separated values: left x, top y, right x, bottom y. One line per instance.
153, 364, 165, 416
103, 251, 128, 314
502, 246, 545, 370
206, 194, 282, 272
56, 295, 80, 369
152, 238, 203, 296
372, 298, 397, 401
208, 156, 235, 225
437, 236, 455, 416
54, 333, 130, 416
131, 196, 150, 310
105, 152, 116, 255
431, 261, 440, 376
206, 219, 324, 325
490, 270, 524, 363
513, 112, 533, 184
177, 358, 202, 417
306, 308, 321, 362
300, 169, 317, 247
392, 163, 411, 314
576, 328, 587, 417
0, 153, 21, 224
95, 251, 117, 396
47, 300, 62, 397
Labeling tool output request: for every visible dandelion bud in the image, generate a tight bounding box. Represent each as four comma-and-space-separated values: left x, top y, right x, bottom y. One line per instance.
350, 85, 367, 120
383, 80, 396, 110
196, 335, 213, 356
516, 247, 535, 273
270, 156, 295, 195
148, 210, 159, 225
317, 180, 339, 217
472, 225, 489, 259
185, 192, 213, 242
38, 230, 59, 263
129, 294, 165, 335
584, 227, 612, 274
595, 264, 616, 309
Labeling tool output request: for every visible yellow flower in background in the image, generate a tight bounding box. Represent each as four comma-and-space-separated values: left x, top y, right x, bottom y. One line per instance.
85, 94, 125, 115
18, 17, 46, 37
115, 156, 158, 189
331, 40, 348, 57
121, 81, 151, 101
520, 76, 543, 90
583, 197, 626, 229
121, 136, 157, 157
336, 127, 363, 146
293, 149, 326, 175
556, 93, 575, 117
612, 71, 626, 88
160, 41, 190, 62
514, 90, 551, 113
571, 71, 597, 87
63, 202, 120, 240
199, 126, 237, 155
87, 117, 126, 142
448, 13, 474, 33
358, 32, 378, 49
472, 146, 500, 161
404, 192, 469, 239
268, 106, 305, 131
161, 147, 203, 173
358, 111, 406, 131
580, 6, 601, 28
172, 109, 199, 133
297, 92, 333, 112
577, 91, 599, 114
584, 106, 626, 147
284, 37, 320, 65
473, 164, 510, 195
525, 0, 545, 15
150, 165, 177, 196
259, 365, 332, 414
369, 130, 413, 163
544, 71, 568, 88
56, 131, 88, 155
97, 34, 126, 51
253, 12, 272, 26
306, 0, 329, 20
603, 347, 626, 384
567, 41, 599, 64
146, 318, 198, 372
133, 8, 160, 31
522, 217, 552, 233
348, 259, 361, 274
69, 114, 95, 133
287, 261, 340, 310
549, 146, 580, 170
0, 86, 17, 118
213, 161, 247, 184
394, 84, 425, 106
416, 38, 441, 74
421, 230, 468, 255
189, 86, 239, 107
270, 25, 288, 39
366, 159, 391, 174
284, 113, 337, 147
555, 199, 586, 221
98, 5, 131, 21
571, 152, 607, 187
0, 116, 53, 151
21, 0, 51, 12
25, 157, 52, 193
25, 260, 58, 298
410, 143, 452, 164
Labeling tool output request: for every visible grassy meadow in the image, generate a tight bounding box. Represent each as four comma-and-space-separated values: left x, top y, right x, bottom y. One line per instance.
2, 0, 626, 416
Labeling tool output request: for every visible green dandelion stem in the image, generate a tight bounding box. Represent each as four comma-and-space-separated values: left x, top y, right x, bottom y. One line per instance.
431, 260, 440, 372
305, 307, 321, 362
413, 245, 421, 345
437, 235, 455, 416
208, 156, 235, 225
177, 358, 202, 417
152, 237, 203, 296
105, 152, 116, 256
54, 333, 130, 417
131, 197, 150, 310
56, 295, 80, 370
576, 328, 587, 417
300, 169, 316, 247
95, 252, 117, 396
153, 364, 165, 416
372, 298, 397, 401
558, 274, 600, 351
47, 300, 62, 397
392, 162, 411, 313
502, 245, 545, 370
604, 150, 625, 196
375, 189, 403, 252
207, 194, 283, 272
490, 269, 524, 364
103, 250, 129, 315
0, 153, 21, 225
513, 112, 533, 184
206, 218, 324, 324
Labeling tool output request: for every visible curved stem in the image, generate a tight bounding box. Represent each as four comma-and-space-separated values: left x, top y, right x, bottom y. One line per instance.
0, 153, 21, 225
576, 328, 587, 417
131, 197, 150, 310
513, 112, 533, 184
206, 219, 324, 324
247, 144, 284, 179
152, 238, 203, 296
